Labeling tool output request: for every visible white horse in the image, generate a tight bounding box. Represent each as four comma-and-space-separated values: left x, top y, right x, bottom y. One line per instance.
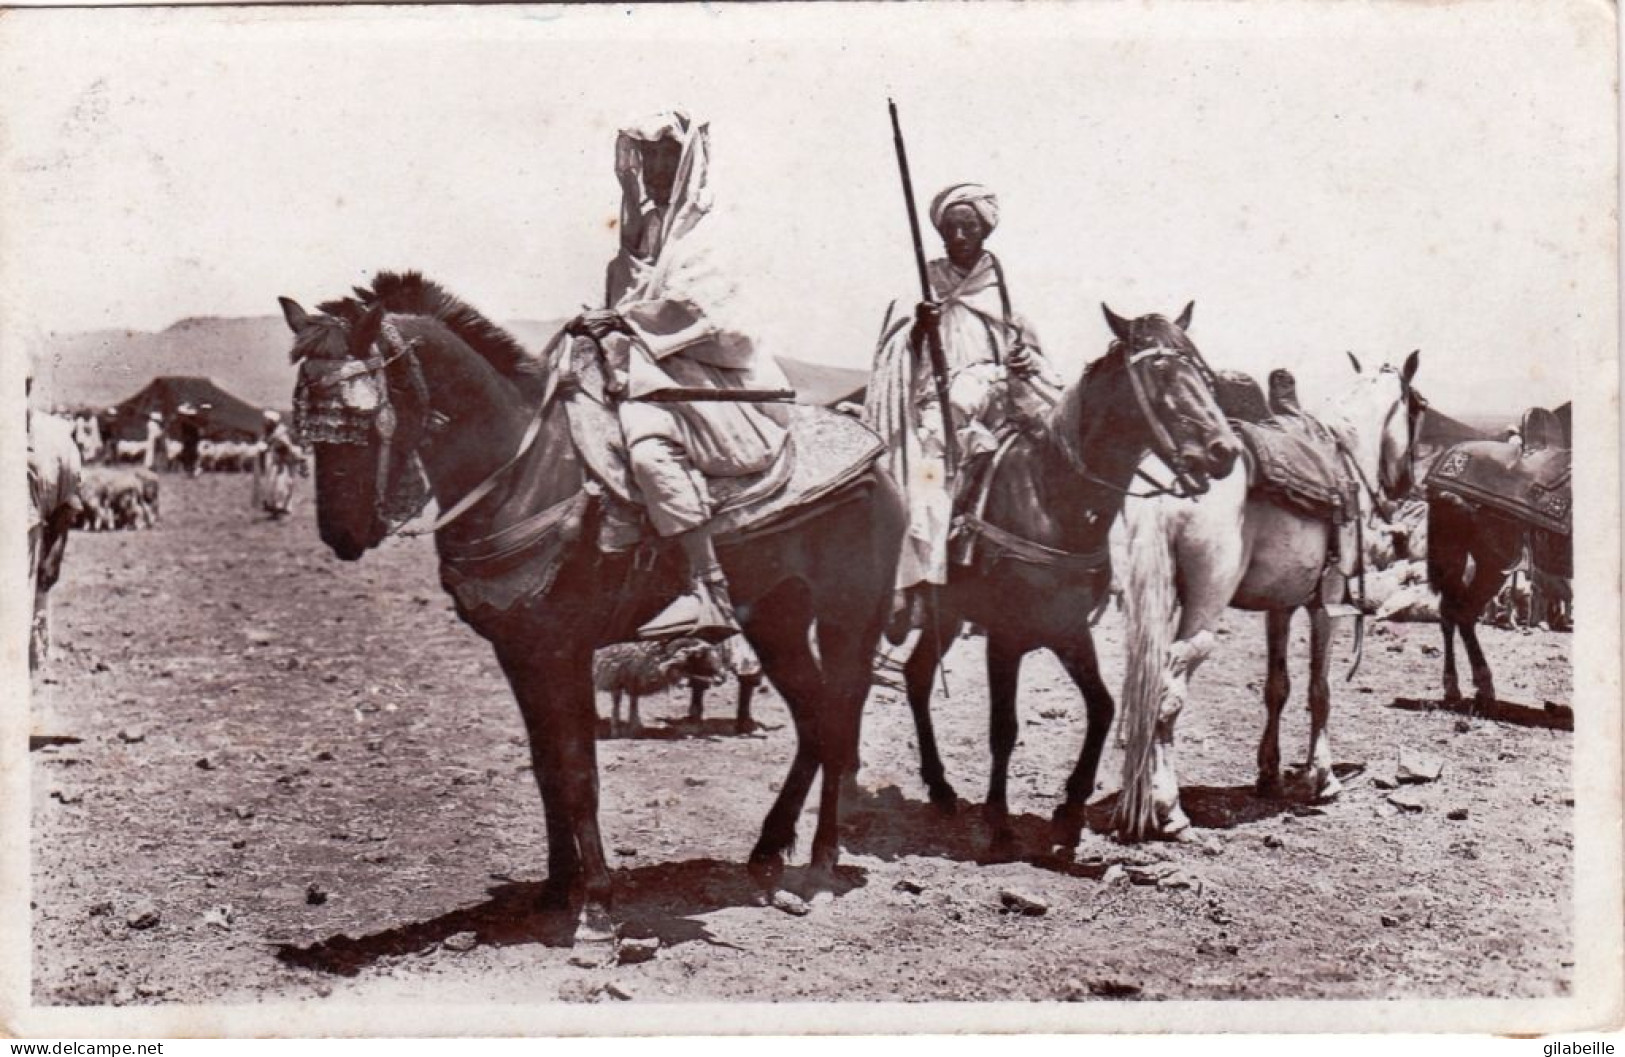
1115, 351, 1423, 841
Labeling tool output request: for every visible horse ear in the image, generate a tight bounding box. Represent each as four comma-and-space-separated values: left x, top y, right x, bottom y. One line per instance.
351, 301, 385, 357
1346, 351, 1363, 374
1401, 349, 1420, 385
1102, 303, 1132, 343
279, 297, 311, 335
1174, 301, 1195, 332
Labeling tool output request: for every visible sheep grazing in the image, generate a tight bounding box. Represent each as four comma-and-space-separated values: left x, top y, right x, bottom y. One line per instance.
593, 638, 725, 737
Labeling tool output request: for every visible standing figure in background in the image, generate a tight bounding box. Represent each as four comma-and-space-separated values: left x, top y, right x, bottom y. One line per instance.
28, 374, 83, 669
252, 410, 300, 520
570, 109, 791, 643
176, 403, 205, 477
143, 411, 167, 472
863, 182, 1063, 639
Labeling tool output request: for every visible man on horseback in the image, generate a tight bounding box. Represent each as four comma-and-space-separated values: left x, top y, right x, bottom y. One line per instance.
864, 183, 1063, 637
571, 110, 791, 643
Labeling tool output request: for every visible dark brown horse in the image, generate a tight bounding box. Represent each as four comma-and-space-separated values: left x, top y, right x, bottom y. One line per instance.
894, 304, 1243, 853
279, 275, 906, 960
1426, 444, 1572, 708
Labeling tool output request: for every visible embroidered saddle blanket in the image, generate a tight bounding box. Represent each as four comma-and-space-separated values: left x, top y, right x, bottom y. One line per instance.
557, 336, 883, 549
1426, 439, 1572, 537
1214, 369, 1358, 524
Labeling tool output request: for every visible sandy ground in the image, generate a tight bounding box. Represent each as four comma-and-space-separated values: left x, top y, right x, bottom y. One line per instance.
29, 473, 1574, 1006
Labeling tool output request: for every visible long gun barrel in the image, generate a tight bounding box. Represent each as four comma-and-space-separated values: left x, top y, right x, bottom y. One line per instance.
889, 98, 959, 479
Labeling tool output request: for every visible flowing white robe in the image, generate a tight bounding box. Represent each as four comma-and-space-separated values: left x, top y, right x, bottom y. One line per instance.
863, 253, 1062, 590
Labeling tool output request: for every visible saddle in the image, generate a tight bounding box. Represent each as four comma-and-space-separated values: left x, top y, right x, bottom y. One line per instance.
558, 336, 883, 550
1218, 368, 1359, 525
1426, 435, 1572, 537
438, 339, 885, 623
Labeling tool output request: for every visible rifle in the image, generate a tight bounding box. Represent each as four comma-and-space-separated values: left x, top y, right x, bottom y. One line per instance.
888, 99, 958, 479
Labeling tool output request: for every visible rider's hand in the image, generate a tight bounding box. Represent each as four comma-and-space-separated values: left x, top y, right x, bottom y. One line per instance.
915, 301, 942, 329
570, 309, 628, 341
1007, 344, 1037, 379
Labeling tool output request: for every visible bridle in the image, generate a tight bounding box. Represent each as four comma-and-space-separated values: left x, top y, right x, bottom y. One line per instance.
1056, 318, 1223, 501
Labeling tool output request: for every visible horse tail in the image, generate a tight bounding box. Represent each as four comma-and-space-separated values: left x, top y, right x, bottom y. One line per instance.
1115, 495, 1178, 842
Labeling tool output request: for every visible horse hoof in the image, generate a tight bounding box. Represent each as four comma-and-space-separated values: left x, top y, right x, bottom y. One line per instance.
747, 850, 785, 894
568, 906, 618, 968
1255, 773, 1283, 799
1049, 808, 1084, 852
1313, 775, 1344, 803
928, 786, 960, 815
1442, 685, 1463, 705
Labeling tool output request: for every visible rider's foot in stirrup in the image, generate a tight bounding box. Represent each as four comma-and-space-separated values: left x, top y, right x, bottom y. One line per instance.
639, 574, 740, 644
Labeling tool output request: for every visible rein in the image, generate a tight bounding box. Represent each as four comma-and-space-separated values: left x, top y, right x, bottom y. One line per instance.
1051, 327, 1218, 501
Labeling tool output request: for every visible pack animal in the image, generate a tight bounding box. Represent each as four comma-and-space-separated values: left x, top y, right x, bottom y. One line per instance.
1116, 351, 1424, 841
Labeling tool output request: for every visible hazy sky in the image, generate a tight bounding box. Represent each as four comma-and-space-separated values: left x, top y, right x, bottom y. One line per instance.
1, 1, 1614, 415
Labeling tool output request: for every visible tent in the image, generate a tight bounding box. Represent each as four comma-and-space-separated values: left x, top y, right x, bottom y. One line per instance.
107, 376, 268, 441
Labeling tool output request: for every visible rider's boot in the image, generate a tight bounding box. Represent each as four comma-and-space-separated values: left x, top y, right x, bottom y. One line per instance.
638, 528, 741, 644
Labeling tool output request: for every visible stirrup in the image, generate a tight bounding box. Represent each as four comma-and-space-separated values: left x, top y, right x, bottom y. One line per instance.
639, 578, 740, 644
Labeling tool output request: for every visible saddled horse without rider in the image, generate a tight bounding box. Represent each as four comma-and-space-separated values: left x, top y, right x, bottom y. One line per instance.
1116, 351, 1424, 841
280, 273, 906, 961
888, 303, 1243, 854
1424, 405, 1572, 708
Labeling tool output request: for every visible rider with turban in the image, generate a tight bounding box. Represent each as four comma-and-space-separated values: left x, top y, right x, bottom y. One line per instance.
864, 181, 1062, 639
572, 109, 790, 643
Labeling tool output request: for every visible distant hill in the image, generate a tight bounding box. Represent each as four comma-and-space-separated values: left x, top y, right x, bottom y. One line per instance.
33, 315, 871, 410
32, 315, 567, 411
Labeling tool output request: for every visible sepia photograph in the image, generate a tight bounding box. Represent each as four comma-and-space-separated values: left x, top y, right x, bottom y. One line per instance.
5, 0, 1620, 1037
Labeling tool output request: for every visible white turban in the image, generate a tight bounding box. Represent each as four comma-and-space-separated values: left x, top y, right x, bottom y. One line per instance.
929, 183, 999, 234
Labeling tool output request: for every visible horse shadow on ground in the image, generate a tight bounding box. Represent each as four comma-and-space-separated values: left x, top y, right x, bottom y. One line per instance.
274, 858, 864, 978
842, 774, 1351, 874
1388, 695, 1572, 732
592, 717, 784, 741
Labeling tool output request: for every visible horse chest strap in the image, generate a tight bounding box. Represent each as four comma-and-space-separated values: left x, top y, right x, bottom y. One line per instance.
959, 514, 1110, 575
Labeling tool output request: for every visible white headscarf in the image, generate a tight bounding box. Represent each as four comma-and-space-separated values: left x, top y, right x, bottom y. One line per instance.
929, 183, 1000, 235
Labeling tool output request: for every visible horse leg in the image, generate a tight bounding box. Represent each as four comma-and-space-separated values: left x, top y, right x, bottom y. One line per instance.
904, 595, 962, 811
1456, 616, 1496, 710
556, 666, 618, 962
1050, 634, 1114, 852
735, 673, 760, 735
808, 618, 880, 883
1305, 604, 1341, 801
628, 690, 640, 734
1257, 608, 1292, 798
1440, 614, 1462, 704
983, 631, 1026, 857
495, 647, 583, 912
609, 688, 623, 738
688, 678, 705, 723
742, 586, 824, 894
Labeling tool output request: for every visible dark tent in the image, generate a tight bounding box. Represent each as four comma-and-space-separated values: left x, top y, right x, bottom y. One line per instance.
777, 357, 870, 407
108, 376, 268, 442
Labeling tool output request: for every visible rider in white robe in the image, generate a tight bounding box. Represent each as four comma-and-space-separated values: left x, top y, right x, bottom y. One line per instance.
864, 183, 1063, 634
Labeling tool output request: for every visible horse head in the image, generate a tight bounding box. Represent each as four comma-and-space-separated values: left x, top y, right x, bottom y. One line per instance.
1095, 302, 1242, 494
280, 296, 433, 561
1342, 349, 1425, 505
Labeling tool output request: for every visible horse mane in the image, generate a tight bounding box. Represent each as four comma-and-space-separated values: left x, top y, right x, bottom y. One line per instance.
1045, 347, 1119, 448
356, 271, 534, 378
